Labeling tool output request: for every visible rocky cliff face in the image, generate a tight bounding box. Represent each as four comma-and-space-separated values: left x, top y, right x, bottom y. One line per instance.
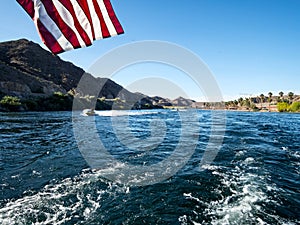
0, 39, 142, 102
0, 39, 83, 97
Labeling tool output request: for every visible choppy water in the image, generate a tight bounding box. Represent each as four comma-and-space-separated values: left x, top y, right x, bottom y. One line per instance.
0, 110, 299, 224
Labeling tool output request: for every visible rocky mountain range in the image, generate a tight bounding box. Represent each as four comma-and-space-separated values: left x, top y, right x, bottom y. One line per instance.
0, 39, 196, 111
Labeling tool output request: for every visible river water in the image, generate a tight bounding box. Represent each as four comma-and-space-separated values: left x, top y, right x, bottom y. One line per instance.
0, 110, 299, 224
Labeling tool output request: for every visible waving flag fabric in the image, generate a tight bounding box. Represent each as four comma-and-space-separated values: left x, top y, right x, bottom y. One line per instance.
17, 0, 124, 54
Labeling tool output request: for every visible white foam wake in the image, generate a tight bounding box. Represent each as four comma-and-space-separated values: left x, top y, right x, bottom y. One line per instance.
0, 170, 129, 225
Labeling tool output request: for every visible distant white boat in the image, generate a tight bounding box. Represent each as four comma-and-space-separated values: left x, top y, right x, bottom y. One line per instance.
82, 109, 96, 116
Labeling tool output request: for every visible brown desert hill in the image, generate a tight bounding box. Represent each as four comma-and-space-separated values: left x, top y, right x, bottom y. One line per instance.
0, 39, 83, 96
0, 39, 143, 101
171, 96, 195, 107
0, 39, 168, 111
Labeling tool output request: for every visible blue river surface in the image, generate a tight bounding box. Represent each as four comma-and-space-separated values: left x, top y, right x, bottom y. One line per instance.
0, 110, 299, 225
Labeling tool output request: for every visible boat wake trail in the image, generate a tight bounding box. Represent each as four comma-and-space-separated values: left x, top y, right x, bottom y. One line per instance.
0, 169, 129, 225
181, 154, 299, 225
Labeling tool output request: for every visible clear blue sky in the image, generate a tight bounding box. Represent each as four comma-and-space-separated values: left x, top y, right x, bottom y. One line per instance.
1, 0, 299, 100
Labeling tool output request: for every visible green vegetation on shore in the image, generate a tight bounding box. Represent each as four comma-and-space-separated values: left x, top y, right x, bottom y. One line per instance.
225, 91, 300, 113
0, 92, 73, 112
0, 96, 22, 111
277, 102, 300, 112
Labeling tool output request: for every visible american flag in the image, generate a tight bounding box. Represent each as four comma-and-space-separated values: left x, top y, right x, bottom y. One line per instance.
17, 0, 124, 54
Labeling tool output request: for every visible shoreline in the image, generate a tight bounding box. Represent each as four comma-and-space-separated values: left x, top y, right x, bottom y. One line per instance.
1, 107, 299, 114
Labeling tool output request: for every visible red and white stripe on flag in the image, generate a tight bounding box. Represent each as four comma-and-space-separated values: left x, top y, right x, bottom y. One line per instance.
17, 0, 124, 54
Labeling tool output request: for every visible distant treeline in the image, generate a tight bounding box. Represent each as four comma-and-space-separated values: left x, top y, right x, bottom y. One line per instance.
225, 91, 300, 112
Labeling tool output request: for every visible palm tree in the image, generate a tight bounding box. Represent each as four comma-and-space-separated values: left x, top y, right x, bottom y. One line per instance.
260, 94, 265, 109
268, 92, 273, 111
244, 98, 251, 108
238, 97, 244, 107
279, 91, 284, 100
288, 92, 294, 103
268, 92, 273, 100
